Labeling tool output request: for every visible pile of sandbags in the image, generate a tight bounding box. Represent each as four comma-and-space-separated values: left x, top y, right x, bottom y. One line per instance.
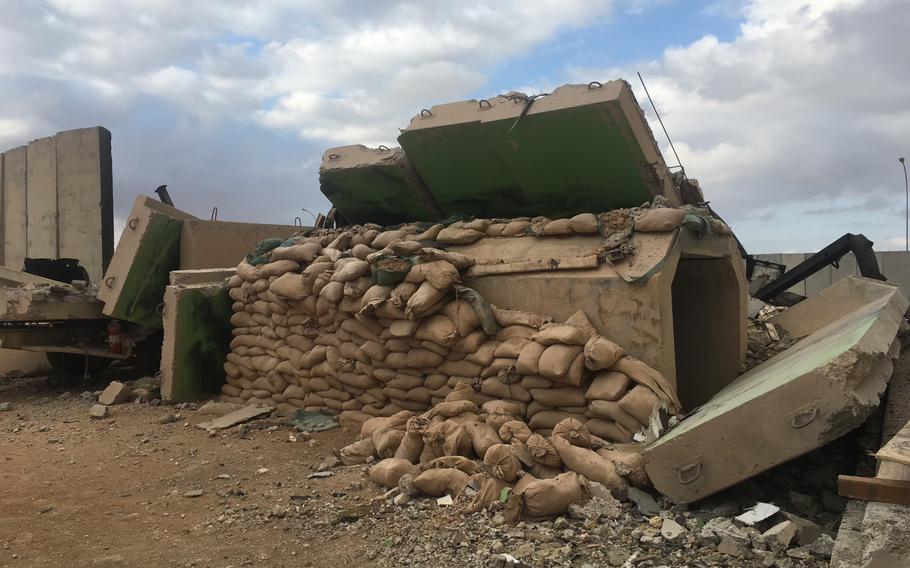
356, 412, 645, 522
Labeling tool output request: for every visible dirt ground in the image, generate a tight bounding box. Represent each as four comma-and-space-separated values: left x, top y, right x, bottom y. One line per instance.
1, 375, 382, 568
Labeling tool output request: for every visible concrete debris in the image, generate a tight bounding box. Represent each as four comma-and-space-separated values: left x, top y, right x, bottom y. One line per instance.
88, 404, 110, 419
659, 518, 687, 544
195, 404, 272, 431
183, 488, 203, 498
97, 381, 133, 405
0, 401, 12, 411
734, 502, 779, 526
626, 487, 660, 516
762, 520, 797, 552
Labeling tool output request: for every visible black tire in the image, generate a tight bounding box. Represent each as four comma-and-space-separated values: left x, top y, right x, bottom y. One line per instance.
46, 352, 112, 379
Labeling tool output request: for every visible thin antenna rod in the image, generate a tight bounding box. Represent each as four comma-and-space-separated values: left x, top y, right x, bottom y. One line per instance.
637, 71, 685, 177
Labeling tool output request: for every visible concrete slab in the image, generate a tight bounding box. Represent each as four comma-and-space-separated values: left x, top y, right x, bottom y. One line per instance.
879, 251, 910, 298
319, 144, 443, 225
160, 282, 232, 402
2, 146, 28, 270
196, 404, 272, 431
169, 268, 236, 286
55, 127, 114, 282
25, 136, 58, 259
778, 253, 807, 296
179, 219, 300, 270
0, 349, 48, 377
98, 195, 196, 327
643, 277, 909, 502
0, 266, 64, 287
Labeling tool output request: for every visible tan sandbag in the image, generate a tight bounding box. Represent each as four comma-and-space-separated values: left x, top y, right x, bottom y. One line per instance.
444, 379, 480, 404
634, 207, 687, 232
404, 260, 459, 289
418, 248, 475, 270
372, 229, 410, 249
439, 358, 483, 377
569, 213, 598, 234
525, 434, 563, 468
609, 356, 680, 412
468, 475, 511, 513
532, 324, 589, 346
512, 472, 582, 519
564, 310, 598, 336
419, 423, 446, 463
443, 425, 474, 457
388, 240, 423, 256
481, 378, 531, 402
529, 410, 584, 431
272, 242, 321, 263
466, 340, 500, 366
414, 223, 444, 241
423, 400, 477, 420
550, 434, 626, 490
260, 259, 299, 278
618, 385, 660, 426
406, 281, 448, 318
495, 325, 536, 341
491, 306, 548, 329
516, 341, 546, 375
413, 468, 471, 496
584, 418, 634, 443
420, 455, 479, 474
404, 348, 445, 368
393, 416, 428, 464
436, 226, 485, 245
339, 437, 376, 465
268, 273, 307, 300
372, 412, 410, 457
584, 334, 625, 371
537, 344, 583, 381
598, 445, 650, 489
551, 418, 592, 448
389, 319, 420, 338
389, 282, 418, 308
499, 420, 533, 443
494, 337, 529, 359
530, 387, 587, 408
415, 314, 458, 347
369, 458, 420, 487
330, 259, 370, 283
351, 243, 375, 260
452, 329, 487, 354
442, 299, 480, 336
586, 400, 641, 434
464, 421, 502, 457
501, 220, 531, 237
539, 218, 574, 236
585, 371, 630, 401
484, 444, 521, 482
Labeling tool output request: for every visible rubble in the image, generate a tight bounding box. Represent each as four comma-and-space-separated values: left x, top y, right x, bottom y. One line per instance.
88, 404, 110, 418
97, 381, 133, 405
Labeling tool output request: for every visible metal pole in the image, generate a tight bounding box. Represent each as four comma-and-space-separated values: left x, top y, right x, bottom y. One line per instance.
901, 157, 908, 251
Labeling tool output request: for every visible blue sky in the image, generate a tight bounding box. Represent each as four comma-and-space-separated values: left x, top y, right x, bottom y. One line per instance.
1, 0, 908, 253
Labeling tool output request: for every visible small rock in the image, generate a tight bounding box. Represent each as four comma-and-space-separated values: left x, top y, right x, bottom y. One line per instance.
398, 474, 419, 498
98, 381, 133, 405
553, 517, 569, 530
183, 489, 203, 498
80, 391, 94, 400
762, 520, 797, 552
788, 491, 813, 514
779, 511, 822, 546
0, 402, 12, 412
659, 518, 687, 544
567, 495, 622, 521
133, 388, 151, 403
648, 516, 663, 528
488, 553, 524, 567
785, 546, 812, 560
307, 471, 333, 479
89, 405, 110, 419
392, 493, 411, 506
605, 548, 630, 567
159, 414, 180, 424
316, 455, 342, 470
717, 535, 748, 557
807, 533, 834, 558
626, 487, 660, 515
751, 549, 777, 567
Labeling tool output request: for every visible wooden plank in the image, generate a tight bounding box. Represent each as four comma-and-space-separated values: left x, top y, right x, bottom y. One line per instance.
837, 475, 910, 506
875, 419, 910, 467
467, 255, 599, 277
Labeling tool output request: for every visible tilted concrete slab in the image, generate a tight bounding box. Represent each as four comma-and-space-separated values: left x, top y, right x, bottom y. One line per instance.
460, 227, 747, 410
179, 219, 300, 270
319, 144, 443, 225
643, 277, 909, 503
169, 268, 236, 286
98, 195, 196, 327
160, 282, 232, 402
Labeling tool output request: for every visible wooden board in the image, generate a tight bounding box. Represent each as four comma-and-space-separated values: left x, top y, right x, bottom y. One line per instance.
837, 475, 910, 506
875, 419, 910, 467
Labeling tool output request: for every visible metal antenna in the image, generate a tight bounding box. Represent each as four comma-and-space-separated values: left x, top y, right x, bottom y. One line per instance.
637, 71, 685, 178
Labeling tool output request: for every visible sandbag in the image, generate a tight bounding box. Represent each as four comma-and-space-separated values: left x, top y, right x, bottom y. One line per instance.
501, 220, 530, 237
271, 242, 322, 263
516, 341, 546, 375
583, 334, 625, 371
529, 410, 583, 431
420, 455, 479, 475
551, 418, 592, 449
494, 337, 529, 359
413, 468, 471, 496
423, 400, 477, 420
634, 208, 687, 232
491, 306, 548, 329
406, 281, 448, 318
585, 371, 631, 401
618, 385, 660, 426
525, 434, 563, 469
482, 400, 524, 417
481, 378, 531, 403
436, 226, 485, 245
404, 260, 459, 289
415, 314, 458, 347
484, 444, 521, 482
464, 421, 502, 457
540, 218, 574, 236
530, 387, 587, 408
331, 259, 371, 282
369, 458, 420, 487
597, 446, 650, 489
419, 423, 446, 463
512, 472, 582, 520
443, 425, 474, 457
499, 420, 533, 443
442, 300, 481, 336
338, 437, 376, 465
586, 400, 642, 434
537, 344, 583, 382
417, 248, 475, 270
550, 434, 625, 490
569, 213, 598, 234
532, 324, 588, 346
393, 416, 428, 464
269, 273, 307, 300
584, 418, 634, 443
469, 475, 512, 513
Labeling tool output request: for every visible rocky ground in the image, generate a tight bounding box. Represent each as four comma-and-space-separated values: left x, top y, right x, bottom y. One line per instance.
1, 371, 862, 568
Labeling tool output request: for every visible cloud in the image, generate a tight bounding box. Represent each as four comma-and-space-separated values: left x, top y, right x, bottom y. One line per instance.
569, 0, 910, 252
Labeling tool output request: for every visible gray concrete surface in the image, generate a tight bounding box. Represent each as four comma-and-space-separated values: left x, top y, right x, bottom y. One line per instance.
757, 251, 910, 299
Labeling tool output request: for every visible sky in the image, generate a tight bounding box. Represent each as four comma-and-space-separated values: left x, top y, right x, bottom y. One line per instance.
1, 0, 908, 253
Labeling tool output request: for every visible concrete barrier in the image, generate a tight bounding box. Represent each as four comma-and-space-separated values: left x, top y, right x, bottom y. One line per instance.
757, 251, 910, 300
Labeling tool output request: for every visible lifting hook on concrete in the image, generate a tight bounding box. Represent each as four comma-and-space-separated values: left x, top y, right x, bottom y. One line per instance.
294, 217, 302, 227
211, 207, 218, 221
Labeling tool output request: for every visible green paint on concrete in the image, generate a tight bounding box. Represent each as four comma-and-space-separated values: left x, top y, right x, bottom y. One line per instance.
106, 213, 183, 328
319, 164, 437, 226
480, 102, 658, 217
398, 123, 537, 218
170, 286, 232, 402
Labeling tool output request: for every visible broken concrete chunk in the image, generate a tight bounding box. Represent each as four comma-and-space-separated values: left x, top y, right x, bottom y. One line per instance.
89, 404, 110, 419
716, 535, 748, 557
626, 486, 660, 515
734, 502, 779, 526
780, 511, 823, 546
762, 520, 797, 552
659, 518, 687, 544
98, 381, 133, 405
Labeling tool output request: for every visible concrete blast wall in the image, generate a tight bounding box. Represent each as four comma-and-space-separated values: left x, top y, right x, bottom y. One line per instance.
0, 127, 114, 282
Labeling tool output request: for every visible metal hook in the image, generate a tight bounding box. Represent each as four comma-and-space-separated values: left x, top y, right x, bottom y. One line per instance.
294, 216, 302, 227
128, 218, 139, 230
587, 81, 604, 89
327, 153, 340, 161
211, 207, 218, 221
420, 109, 432, 118
478, 99, 492, 109
377, 145, 390, 152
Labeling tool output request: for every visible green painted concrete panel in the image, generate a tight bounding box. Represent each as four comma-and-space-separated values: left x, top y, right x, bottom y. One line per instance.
319, 165, 436, 226
170, 286, 232, 402
480, 103, 656, 217
398, 123, 536, 218
107, 213, 183, 328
